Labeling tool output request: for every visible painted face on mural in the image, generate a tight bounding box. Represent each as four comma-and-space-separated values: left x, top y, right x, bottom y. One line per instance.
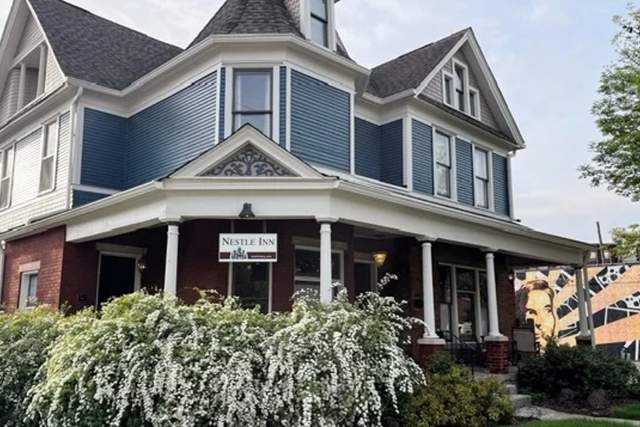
524, 287, 557, 348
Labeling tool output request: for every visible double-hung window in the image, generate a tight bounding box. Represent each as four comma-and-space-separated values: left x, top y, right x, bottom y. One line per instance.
39, 120, 58, 193
310, 0, 329, 47
454, 64, 466, 112
294, 246, 343, 296
469, 88, 480, 118
0, 146, 14, 210
443, 74, 454, 106
474, 148, 490, 208
19, 271, 39, 310
434, 132, 453, 198
233, 69, 273, 136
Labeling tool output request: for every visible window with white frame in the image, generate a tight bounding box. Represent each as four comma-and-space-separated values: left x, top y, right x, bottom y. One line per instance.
294, 246, 343, 295
39, 120, 58, 193
474, 148, 490, 208
454, 63, 467, 112
310, 0, 329, 47
443, 74, 454, 106
19, 271, 39, 310
434, 131, 453, 198
0, 146, 14, 210
233, 69, 273, 136
469, 88, 480, 118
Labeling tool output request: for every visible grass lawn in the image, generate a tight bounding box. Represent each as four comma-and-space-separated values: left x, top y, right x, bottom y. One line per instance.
517, 420, 636, 427
612, 403, 640, 420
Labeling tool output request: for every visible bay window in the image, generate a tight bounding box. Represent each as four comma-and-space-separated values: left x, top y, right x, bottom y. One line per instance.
434, 131, 453, 198
0, 146, 14, 209
474, 148, 490, 208
233, 69, 273, 136
39, 120, 58, 193
310, 0, 329, 47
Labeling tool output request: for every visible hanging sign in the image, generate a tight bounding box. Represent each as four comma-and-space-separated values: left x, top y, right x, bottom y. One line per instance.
219, 234, 278, 263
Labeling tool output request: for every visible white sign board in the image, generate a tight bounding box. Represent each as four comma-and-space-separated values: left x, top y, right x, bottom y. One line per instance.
219, 234, 278, 263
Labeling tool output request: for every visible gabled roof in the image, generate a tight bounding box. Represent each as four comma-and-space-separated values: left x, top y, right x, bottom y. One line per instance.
27, 0, 183, 90
189, 0, 303, 48
367, 28, 467, 98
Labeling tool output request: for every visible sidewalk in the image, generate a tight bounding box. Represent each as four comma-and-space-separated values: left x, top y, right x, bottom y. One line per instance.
517, 406, 640, 426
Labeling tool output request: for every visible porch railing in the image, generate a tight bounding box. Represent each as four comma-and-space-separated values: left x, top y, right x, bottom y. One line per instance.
439, 331, 486, 375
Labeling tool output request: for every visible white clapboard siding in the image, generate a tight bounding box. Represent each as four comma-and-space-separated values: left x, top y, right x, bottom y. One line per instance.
0, 69, 21, 123
15, 14, 43, 58
44, 48, 64, 93
0, 111, 71, 232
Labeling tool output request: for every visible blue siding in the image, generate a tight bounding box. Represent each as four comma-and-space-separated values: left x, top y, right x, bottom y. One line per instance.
412, 120, 434, 195
125, 72, 217, 187
493, 154, 511, 216
355, 117, 382, 180
73, 190, 109, 207
456, 139, 474, 206
279, 66, 287, 147
219, 67, 226, 142
380, 120, 404, 186
290, 70, 351, 172
81, 109, 127, 190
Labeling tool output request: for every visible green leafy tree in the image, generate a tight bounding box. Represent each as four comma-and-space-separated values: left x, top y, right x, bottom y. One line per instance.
580, 5, 640, 201
612, 224, 640, 258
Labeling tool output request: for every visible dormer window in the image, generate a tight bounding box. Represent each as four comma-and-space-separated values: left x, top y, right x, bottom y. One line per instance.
310, 0, 329, 47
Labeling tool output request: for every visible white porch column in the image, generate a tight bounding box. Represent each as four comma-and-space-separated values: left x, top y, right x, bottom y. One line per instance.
418, 237, 444, 346
163, 221, 181, 296
485, 251, 504, 339
37, 45, 47, 96
575, 266, 591, 340
318, 219, 336, 304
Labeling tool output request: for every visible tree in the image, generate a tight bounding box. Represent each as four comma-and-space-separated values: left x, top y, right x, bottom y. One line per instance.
612, 224, 640, 259
580, 5, 640, 201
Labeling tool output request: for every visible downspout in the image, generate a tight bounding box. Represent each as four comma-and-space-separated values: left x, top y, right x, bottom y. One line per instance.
0, 241, 6, 308
66, 87, 84, 209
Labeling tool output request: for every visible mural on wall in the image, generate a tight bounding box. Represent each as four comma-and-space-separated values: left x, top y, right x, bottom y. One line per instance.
515, 264, 640, 360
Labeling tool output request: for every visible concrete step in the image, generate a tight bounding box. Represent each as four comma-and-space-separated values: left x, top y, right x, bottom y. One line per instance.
510, 394, 532, 410
503, 383, 518, 395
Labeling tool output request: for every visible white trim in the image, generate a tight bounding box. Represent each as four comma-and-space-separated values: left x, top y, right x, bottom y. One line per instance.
0, 143, 16, 211
507, 153, 514, 218
214, 64, 222, 145
350, 92, 355, 174
416, 32, 469, 95
272, 65, 281, 144
442, 71, 454, 107
452, 58, 470, 114
472, 145, 490, 210
19, 261, 41, 273
18, 268, 39, 310
433, 128, 455, 201
293, 243, 345, 290
403, 116, 413, 190
72, 184, 118, 195
488, 151, 496, 212
224, 66, 232, 139
285, 66, 292, 150
469, 86, 481, 119
96, 249, 143, 308
285, 61, 356, 95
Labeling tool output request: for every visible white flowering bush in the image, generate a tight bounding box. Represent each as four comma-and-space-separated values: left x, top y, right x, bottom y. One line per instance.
0, 306, 65, 426
21, 277, 421, 426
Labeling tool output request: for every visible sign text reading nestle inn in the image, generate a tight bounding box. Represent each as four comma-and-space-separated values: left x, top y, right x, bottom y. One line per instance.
219, 234, 278, 263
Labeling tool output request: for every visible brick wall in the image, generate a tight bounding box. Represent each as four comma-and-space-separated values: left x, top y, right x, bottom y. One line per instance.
2, 227, 66, 310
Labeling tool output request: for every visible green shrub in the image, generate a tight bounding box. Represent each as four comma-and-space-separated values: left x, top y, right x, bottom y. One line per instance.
0, 306, 65, 426
25, 288, 422, 426
400, 352, 514, 427
517, 341, 640, 399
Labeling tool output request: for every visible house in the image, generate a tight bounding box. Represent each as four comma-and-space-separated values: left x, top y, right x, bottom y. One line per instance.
0, 0, 592, 373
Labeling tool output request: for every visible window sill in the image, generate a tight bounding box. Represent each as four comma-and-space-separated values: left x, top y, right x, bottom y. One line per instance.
38, 186, 57, 197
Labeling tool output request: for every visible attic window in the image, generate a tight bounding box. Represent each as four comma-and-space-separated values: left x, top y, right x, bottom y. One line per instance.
443, 74, 453, 106
454, 64, 466, 112
310, 0, 329, 47
14, 44, 48, 112
469, 88, 480, 118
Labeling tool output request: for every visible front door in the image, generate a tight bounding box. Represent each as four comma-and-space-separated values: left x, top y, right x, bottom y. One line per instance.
354, 261, 375, 297
97, 255, 137, 306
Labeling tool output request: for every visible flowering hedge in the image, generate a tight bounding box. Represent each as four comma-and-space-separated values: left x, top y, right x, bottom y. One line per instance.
10, 281, 422, 426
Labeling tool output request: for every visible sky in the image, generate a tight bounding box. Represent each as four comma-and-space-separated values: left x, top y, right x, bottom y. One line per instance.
0, 0, 638, 243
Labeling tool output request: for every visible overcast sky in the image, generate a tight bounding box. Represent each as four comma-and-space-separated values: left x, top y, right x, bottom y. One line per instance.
1, 0, 638, 242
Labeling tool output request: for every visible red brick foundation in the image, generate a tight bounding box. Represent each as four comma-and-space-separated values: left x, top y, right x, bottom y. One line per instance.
486, 339, 511, 374
414, 340, 446, 367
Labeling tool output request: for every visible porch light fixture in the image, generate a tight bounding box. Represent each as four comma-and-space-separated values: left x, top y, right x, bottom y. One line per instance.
239, 203, 256, 219
137, 258, 147, 272
372, 251, 388, 267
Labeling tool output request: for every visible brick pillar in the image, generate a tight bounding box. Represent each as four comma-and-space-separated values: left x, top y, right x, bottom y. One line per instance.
486, 339, 511, 374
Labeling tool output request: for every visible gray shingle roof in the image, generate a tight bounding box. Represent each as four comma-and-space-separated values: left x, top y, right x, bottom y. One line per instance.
367, 29, 467, 98
189, 0, 303, 48
28, 0, 183, 91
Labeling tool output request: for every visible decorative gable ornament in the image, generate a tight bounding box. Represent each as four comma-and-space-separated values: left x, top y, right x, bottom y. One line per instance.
201, 144, 295, 177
